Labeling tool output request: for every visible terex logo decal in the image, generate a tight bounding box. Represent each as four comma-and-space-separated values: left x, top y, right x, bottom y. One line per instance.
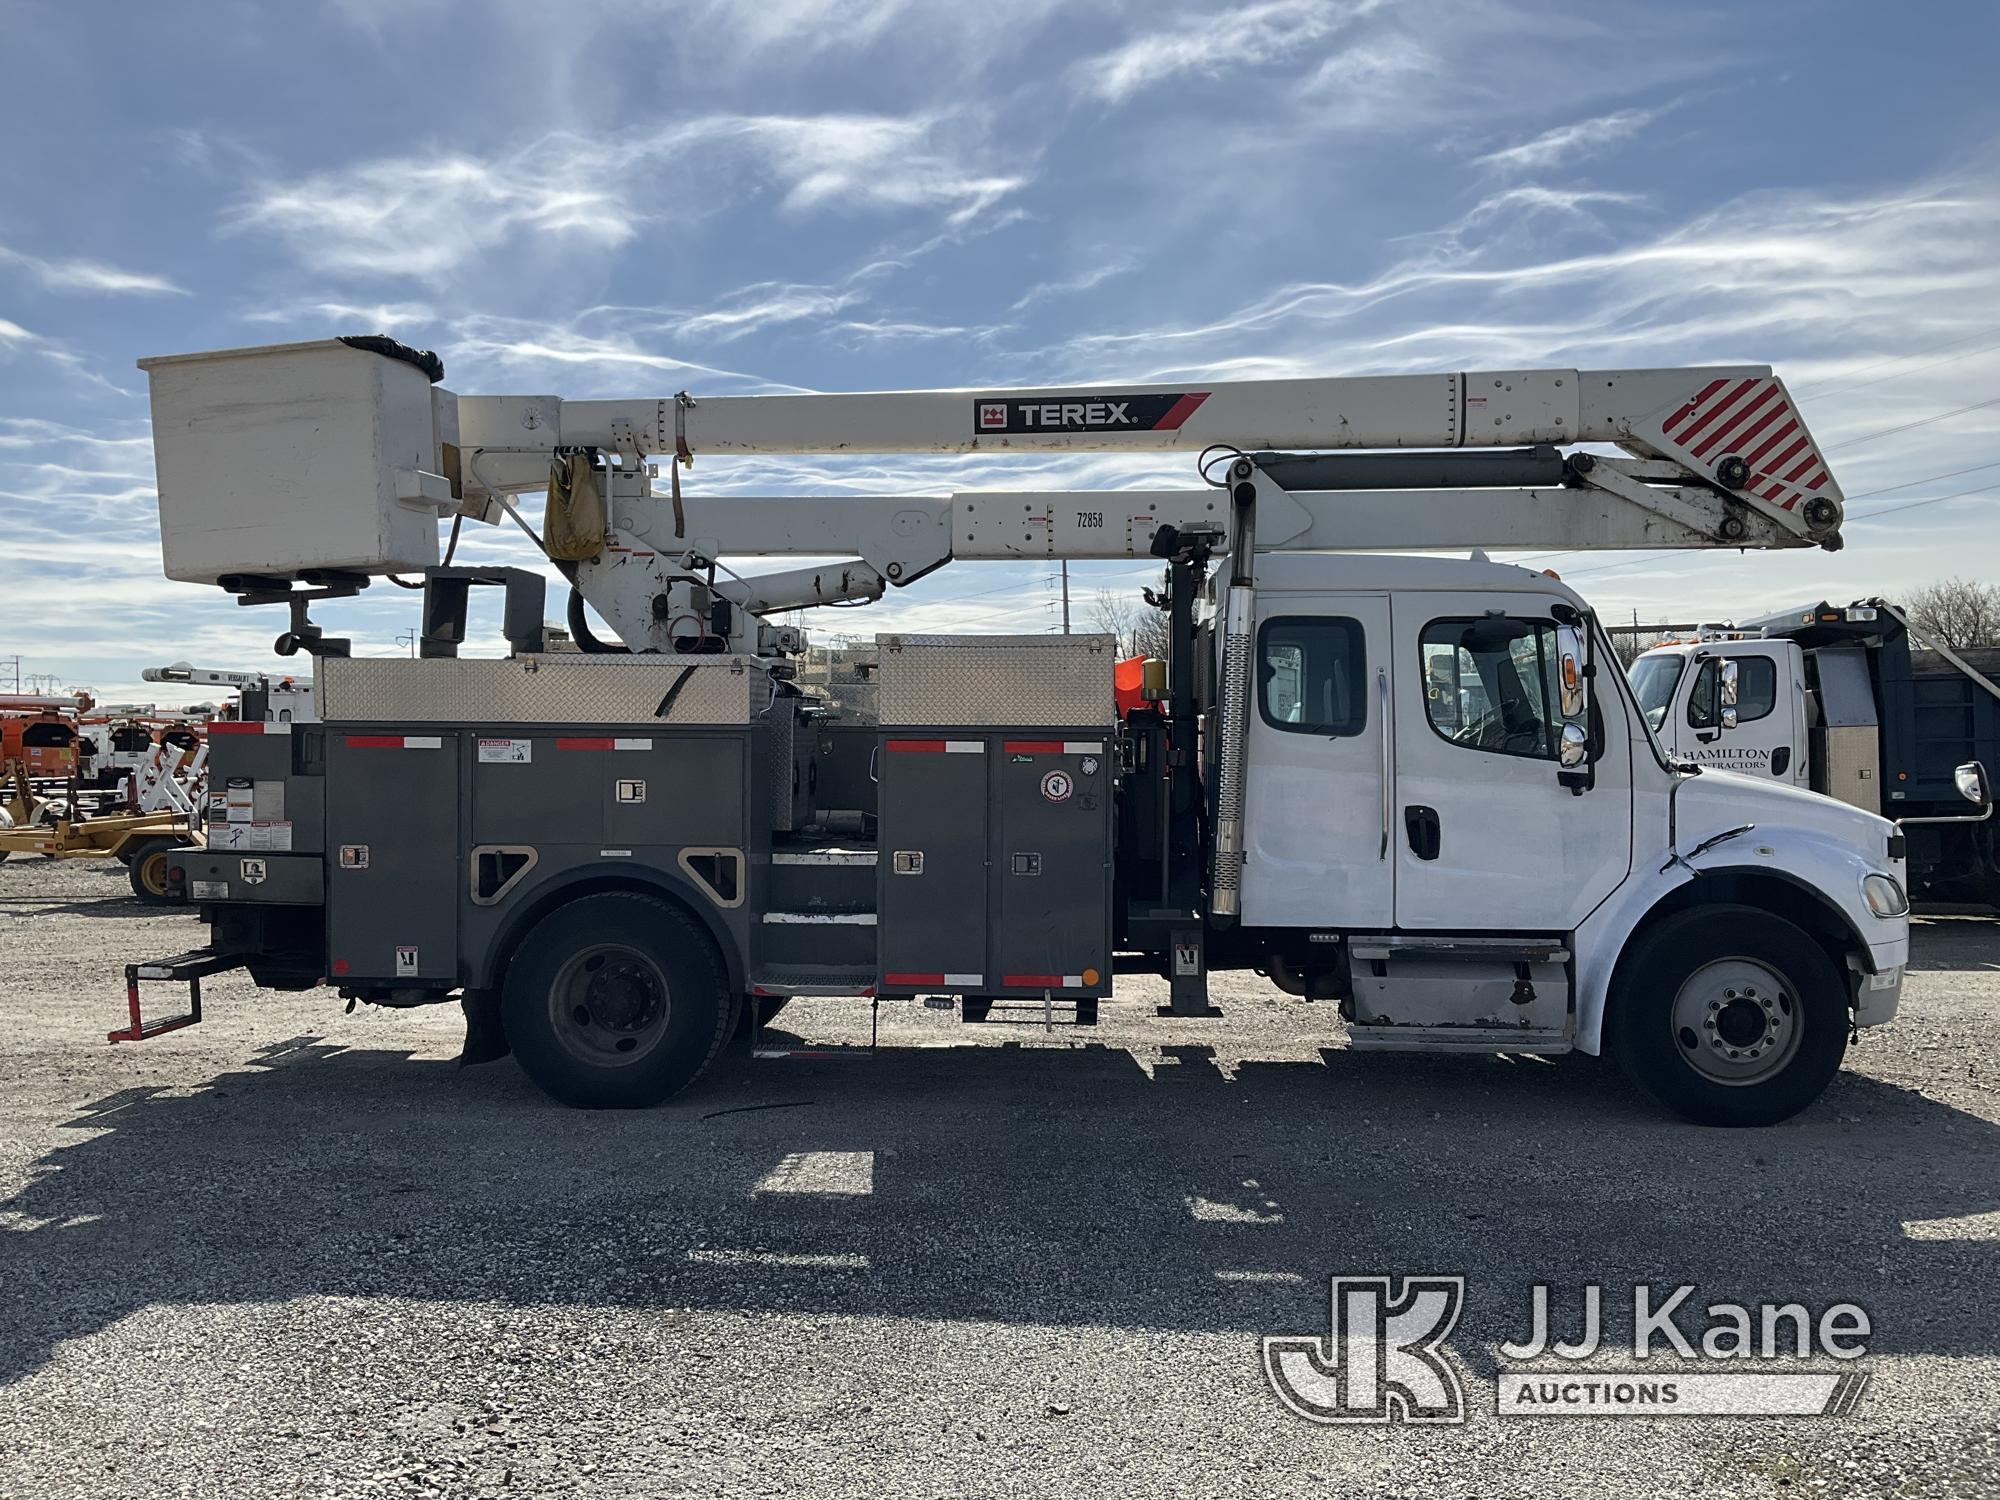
972, 392, 1209, 435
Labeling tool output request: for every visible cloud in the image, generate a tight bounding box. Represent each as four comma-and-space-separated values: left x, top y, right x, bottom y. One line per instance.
231, 112, 1026, 280
1472, 104, 1670, 174
0, 244, 186, 296
1080, 0, 1379, 103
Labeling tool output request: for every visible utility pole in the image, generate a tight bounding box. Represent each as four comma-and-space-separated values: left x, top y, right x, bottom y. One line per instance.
0, 655, 18, 692
396, 629, 418, 658
1060, 562, 1071, 635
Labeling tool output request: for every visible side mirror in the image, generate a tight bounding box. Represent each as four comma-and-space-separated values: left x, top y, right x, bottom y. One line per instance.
1555, 624, 1586, 720
1957, 760, 1992, 808
1719, 658, 1740, 731
1559, 722, 1589, 770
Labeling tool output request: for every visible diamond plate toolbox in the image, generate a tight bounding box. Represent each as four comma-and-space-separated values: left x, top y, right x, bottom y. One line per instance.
876, 633, 1116, 727
317, 655, 773, 725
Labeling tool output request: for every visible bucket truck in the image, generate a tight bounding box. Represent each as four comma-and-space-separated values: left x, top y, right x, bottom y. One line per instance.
117, 337, 1933, 1124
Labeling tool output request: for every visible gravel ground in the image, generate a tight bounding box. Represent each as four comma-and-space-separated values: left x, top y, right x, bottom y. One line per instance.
1, 855, 1996, 1498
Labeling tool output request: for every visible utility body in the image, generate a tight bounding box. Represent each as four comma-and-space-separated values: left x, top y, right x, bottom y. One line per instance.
1630, 604, 1998, 906
122, 336, 1944, 1124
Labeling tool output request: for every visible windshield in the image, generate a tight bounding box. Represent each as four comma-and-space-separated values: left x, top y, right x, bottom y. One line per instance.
1626, 653, 1687, 733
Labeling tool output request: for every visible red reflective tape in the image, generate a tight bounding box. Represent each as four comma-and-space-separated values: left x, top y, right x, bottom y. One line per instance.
1801, 469, 1828, 490
206, 721, 267, 735
1712, 400, 1790, 463
1691, 383, 1782, 457
344, 736, 404, 748
556, 737, 616, 750
1154, 392, 1209, 430
1745, 418, 1800, 466
1760, 436, 1810, 477
1003, 974, 1064, 987
1781, 449, 1821, 483
331, 958, 350, 976
1004, 740, 1065, 753
1663, 378, 1731, 435
884, 972, 946, 985
1668, 378, 1760, 447
886, 739, 947, 753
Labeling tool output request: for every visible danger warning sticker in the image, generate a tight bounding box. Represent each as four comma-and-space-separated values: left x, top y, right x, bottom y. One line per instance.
974, 392, 1209, 435
1041, 769, 1074, 803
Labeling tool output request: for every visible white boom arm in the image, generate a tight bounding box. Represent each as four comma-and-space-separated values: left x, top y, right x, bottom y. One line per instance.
138, 341, 1848, 654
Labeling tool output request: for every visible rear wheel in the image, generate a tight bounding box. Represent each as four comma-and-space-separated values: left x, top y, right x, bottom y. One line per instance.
127, 839, 186, 905
1608, 905, 1848, 1127
501, 892, 736, 1108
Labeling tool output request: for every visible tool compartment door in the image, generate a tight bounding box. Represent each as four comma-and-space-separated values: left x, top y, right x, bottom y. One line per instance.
876, 738, 988, 990
995, 739, 1111, 994
326, 733, 460, 982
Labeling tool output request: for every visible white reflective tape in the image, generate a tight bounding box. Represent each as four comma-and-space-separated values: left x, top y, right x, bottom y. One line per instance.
403, 736, 443, 749
944, 741, 984, 753
1065, 974, 1083, 986
1062, 741, 1102, 754
944, 972, 983, 985
613, 738, 652, 751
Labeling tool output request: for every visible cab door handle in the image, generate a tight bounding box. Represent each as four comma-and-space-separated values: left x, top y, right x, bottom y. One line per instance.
1404, 805, 1441, 861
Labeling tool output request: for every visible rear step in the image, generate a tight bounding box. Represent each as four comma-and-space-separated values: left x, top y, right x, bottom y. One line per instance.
112, 948, 246, 1041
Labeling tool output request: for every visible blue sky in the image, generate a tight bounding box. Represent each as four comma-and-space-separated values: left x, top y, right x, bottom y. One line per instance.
2, 0, 1997, 704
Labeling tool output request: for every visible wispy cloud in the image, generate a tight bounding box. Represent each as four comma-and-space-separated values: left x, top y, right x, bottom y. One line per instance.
1472, 104, 1671, 174
1079, 0, 1379, 104
231, 112, 1026, 280
0, 244, 186, 296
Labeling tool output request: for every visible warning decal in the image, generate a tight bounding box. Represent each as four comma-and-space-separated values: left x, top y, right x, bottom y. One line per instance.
479, 739, 532, 764
1041, 769, 1074, 803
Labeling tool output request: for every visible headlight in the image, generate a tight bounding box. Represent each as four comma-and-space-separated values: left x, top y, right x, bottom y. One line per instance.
1861, 872, 1909, 918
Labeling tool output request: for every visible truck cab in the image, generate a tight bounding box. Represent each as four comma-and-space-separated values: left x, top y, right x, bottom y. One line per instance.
1626, 634, 1811, 786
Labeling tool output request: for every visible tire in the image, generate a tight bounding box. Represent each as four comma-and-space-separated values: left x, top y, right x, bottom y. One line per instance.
733, 993, 791, 1038
127, 839, 186, 905
1607, 905, 1848, 1127
501, 892, 737, 1109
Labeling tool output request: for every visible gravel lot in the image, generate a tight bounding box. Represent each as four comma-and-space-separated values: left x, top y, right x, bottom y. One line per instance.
1, 855, 1996, 1498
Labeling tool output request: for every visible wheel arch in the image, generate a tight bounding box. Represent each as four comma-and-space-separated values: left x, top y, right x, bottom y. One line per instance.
472, 863, 746, 998
1604, 866, 1869, 1029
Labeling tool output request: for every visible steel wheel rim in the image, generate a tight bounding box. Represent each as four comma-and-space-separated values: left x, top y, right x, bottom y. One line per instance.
139, 851, 170, 896
1669, 957, 1802, 1087
547, 944, 672, 1067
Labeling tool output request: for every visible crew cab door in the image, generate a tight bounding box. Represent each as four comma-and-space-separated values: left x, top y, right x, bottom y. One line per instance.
1679, 642, 1807, 784
1240, 592, 1394, 928
1391, 594, 1632, 930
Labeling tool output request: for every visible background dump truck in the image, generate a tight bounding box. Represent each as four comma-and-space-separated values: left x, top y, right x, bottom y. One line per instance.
122, 338, 1946, 1125
1629, 602, 1997, 907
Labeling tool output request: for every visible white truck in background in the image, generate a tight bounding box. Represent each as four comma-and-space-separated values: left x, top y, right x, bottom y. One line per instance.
1629, 604, 1996, 907
116, 337, 1943, 1125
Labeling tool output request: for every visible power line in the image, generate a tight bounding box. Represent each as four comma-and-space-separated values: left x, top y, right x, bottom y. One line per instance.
1794, 328, 2000, 399
1825, 395, 2000, 451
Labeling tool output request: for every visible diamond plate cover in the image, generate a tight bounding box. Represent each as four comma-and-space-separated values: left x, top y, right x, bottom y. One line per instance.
317, 655, 771, 725
876, 634, 1116, 727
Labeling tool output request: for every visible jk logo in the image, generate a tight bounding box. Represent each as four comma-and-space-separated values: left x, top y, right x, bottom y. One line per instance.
1263, 1276, 1466, 1424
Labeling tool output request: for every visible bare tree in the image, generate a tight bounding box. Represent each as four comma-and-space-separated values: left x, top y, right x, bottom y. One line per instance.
1903, 577, 2000, 649
1087, 586, 1173, 659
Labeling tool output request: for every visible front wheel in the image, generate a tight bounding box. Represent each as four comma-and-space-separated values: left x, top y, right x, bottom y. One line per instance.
1607, 906, 1848, 1127
501, 892, 737, 1108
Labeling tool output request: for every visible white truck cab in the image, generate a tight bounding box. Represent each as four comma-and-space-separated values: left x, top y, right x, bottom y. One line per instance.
1229, 556, 1909, 1123
1627, 633, 1811, 785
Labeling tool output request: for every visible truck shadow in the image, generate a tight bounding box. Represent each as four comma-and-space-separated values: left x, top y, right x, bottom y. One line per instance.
2, 1028, 1995, 1388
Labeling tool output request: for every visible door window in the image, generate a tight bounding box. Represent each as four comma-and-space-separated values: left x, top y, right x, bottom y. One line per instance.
1257, 616, 1366, 736
1687, 656, 1777, 728
1419, 616, 1567, 760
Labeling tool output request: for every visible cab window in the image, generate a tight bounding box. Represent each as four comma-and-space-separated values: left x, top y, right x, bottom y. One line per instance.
1420, 616, 1565, 760
1687, 655, 1776, 728
1257, 616, 1366, 736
